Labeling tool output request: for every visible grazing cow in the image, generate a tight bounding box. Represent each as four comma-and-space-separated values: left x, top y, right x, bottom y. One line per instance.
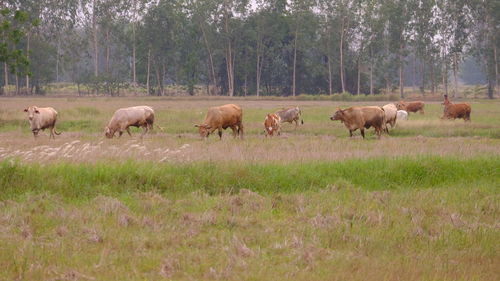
382, 103, 398, 133
397, 110, 408, 121
195, 104, 243, 139
441, 94, 471, 121
24, 106, 61, 139
275, 106, 303, 129
264, 113, 281, 137
105, 106, 157, 138
330, 106, 385, 139
395, 101, 425, 114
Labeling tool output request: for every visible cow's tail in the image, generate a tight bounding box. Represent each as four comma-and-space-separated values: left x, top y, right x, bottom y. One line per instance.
297, 106, 304, 125
54, 129, 62, 135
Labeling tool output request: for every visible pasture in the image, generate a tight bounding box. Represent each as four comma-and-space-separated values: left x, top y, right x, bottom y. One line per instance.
0, 97, 499, 280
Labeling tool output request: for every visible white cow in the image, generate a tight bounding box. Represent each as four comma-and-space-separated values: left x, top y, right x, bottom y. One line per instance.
396, 110, 408, 121
24, 106, 61, 139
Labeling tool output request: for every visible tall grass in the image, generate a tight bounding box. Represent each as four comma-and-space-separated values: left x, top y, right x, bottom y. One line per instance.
1, 156, 498, 201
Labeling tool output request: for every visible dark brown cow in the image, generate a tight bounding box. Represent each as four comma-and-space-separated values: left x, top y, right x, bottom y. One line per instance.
195, 104, 243, 139
441, 94, 471, 121
330, 106, 385, 139
264, 113, 281, 137
395, 101, 425, 114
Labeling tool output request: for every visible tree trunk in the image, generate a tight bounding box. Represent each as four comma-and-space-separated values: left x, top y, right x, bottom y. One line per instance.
327, 54, 333, 95
357, 57, 361, 95
4, 63, 8, 94
92, 0, 99, 77
155, 63, 161, 96
256, 37, 262, 97
132, 23, 137, 87
412, 55, 416, 92
146, 48, 151, 95
56, 36, 60, 83
162, 60, 166, 96
223, 5, 234, 97
494, 43, 498, 97
443, 57, 448, 96
15, 73, 19, 95
200, 24, 217, 94
105, 29, 110, 74
421, 59, 425, 95
292, 25, 298, 97
430, 62, 435, 95
25, 32, 30, 94
370, 60, 373, 95
453, 53, 458, 98
339, 18, 346, 93
399, 41, 404, 98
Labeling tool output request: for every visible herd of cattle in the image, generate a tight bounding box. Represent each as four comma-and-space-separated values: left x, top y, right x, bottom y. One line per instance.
22, 94, 471, 140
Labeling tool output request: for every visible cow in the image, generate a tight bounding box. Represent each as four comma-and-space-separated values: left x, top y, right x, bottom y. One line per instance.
382, 103, 398, 133
395, 101, 425, 114
195, 104, 243, 139
441, 94, 471, 121
23, 106, 61, 139
105, 106, 157, 139
264, 113, 281, 137
330, 106, 385, 139
397, 110, 408, 121
275, 106, 303, 129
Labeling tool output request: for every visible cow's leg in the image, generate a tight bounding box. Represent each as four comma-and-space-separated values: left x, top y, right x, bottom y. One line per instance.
349, 130, 353, 137
218, 129, 223, 140
230, 125, 238, 138
140, 126, 148, 139
238, 123, 244, 139
119, 131, 123, 137
360, 129, 365, 139
125, 127, 132, 137
49, 127, 54, 139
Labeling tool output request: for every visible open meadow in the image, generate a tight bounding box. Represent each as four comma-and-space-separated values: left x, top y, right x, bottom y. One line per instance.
0, 97, 499, 280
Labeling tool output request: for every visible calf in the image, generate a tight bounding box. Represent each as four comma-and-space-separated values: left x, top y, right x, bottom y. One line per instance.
264, 113, 281, 137
275, 106, 303, 129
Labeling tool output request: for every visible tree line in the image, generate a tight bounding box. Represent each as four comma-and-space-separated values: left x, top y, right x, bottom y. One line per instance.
0, 0, 498, 98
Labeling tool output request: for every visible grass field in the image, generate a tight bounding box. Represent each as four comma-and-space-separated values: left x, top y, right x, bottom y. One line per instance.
0, 97, 499, 280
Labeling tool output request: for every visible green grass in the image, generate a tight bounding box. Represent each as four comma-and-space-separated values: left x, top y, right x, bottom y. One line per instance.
1, 156, 498, 201
0, 157, 498, 280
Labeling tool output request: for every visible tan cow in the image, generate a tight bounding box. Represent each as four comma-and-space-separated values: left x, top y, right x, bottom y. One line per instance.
395, 101, 425, 114
441, 94, 471, 121
264, 113, 281, 137
24, 106, 61, 139
195, 104, 243, 139
105, 106, 157, 138
382, 103, 398, 133
275, 106, 303, 129
330, 106, 385, 139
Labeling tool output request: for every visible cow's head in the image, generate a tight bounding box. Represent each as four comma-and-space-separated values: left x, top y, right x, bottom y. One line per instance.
330, 108, 344, 121
24, 106, 40, 121
442, 94, 451, 106
104, 126, 114, 138
395, 101, 406, 111
194, 124, 211, 138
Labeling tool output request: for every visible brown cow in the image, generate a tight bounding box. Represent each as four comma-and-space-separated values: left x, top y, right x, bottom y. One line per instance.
395, 101, 425, 114
105, 106, 157, 138
264, 113, 281, 137
24, 106, 61, 139
441, 94, 471, 121
330, 106, 385, 139
195, 104, 243, 139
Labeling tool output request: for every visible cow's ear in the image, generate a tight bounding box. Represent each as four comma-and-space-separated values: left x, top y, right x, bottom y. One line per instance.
23, 108, 28, 112
194, 124, 199, 127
